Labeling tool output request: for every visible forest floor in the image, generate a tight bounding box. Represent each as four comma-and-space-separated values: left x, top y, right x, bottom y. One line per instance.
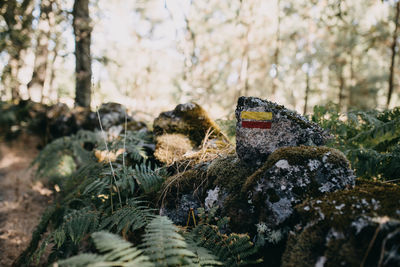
0, 135, 52, 266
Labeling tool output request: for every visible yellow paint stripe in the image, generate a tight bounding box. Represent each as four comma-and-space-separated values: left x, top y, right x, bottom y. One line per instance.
241, 111, 272, 121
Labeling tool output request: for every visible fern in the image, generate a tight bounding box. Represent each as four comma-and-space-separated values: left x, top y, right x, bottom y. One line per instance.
311, 105, 400, 181
190, 224, 259, 266
58, 231, 153, 267
55, 207, 100, 246
133, 161, 167, 193
141, 215, 196, 266
100, 198, 155, 235
104, 130, 150, 162
184, 235, 223, 266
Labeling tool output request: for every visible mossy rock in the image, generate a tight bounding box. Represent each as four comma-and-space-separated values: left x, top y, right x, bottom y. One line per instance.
159, 155, 256, 228
153, 102, 222, 146
243, 146, 355, 229
282, 179, 400, 267
204, 155, 257, 232
154, 133, 194, 165
159, 163, 212, 225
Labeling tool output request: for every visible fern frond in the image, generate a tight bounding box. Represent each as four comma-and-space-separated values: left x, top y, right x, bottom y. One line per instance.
100, 198, 154, 235
58, 231, 153, 267
133, 162, 166, 193
141, 216, 196, 266
185, 235, 222, 266
53, 207, 100, 247
190, 224, 259, 266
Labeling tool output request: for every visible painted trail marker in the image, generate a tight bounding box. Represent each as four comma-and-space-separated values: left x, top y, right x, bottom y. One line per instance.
235, 96, 330, 166
241, 111, 272, 129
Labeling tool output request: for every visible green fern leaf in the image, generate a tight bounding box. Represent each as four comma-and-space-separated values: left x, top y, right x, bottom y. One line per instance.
58, 231, 153, 267
141, 216, 196, 266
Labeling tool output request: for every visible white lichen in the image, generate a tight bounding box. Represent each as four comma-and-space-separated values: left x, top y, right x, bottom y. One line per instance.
315, 256, 327, 267
308, 159, 321, 171
205, 186, 220, 210
275, 159, 290, 170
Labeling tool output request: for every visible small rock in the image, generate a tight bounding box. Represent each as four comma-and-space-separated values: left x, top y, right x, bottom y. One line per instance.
97, 102, 131, 130
235, 96, 330, 166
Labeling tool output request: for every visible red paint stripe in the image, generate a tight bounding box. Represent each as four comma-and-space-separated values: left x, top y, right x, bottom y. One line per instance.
242, 121, 271, 129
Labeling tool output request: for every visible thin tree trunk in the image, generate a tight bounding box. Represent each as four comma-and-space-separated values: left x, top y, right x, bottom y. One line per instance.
73, 0, 92, 108
387, 1, 400, 108
338, 65, 345, 111
271, 0, 281, 101
28, 0, 54, 103
303, 71, 310, 115
239, 26, 250, 97
347, 52, 355, 110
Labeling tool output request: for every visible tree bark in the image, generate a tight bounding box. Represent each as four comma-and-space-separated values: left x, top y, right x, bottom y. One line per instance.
28, 0, 54, 102
73, 0, 92, 108
303, 70, 310, 115
338, 64, 345, 111
271, 0, 281, 101
387, 1, 400, 108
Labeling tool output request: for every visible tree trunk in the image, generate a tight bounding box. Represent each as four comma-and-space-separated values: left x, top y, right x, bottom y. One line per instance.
338, 64, 345, 111
73, 0, 92, 108
387, 1, 400, 108
271, 0, 281, 101
303, 70, 310, 115
28, 0, 54, 102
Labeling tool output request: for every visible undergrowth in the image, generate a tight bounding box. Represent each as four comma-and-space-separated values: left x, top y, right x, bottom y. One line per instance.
15, 113, 259, 267
311, 104, 400, 182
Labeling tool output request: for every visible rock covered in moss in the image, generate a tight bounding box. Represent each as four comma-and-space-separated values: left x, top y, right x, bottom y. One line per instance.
236, 96, 330, 166
159, 163, 211, 224
153, 102, 222, 146
282, 180, 400, 267
244, 146, 355, 229
159, 154, 256, 230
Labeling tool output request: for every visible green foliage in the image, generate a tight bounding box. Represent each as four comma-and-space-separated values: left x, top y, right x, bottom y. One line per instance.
189, 208, 260, 266
58, 231, 153, 267
141, 215, 196, 266
100, 198, 155, 235
132, 161, 167, 193
311, 104, 400, 181
33, 130, 101, 183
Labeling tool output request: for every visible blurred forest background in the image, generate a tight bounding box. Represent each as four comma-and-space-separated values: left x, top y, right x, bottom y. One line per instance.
1, 0, 400, 118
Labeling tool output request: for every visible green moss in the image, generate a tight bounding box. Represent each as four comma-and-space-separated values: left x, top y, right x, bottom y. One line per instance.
296, 179, 400, 231
158, 165, 211, 207
206, 155, 257, 233
153, 103, 223, 146
282, 224, 329, 267
243, 146, 349, 192
282, 179, 400, 267
208, 155, 255, 194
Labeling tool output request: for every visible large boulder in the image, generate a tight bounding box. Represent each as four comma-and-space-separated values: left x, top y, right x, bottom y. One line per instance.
243, 146, 355, 230
235, 96, 330, 166
282, 179, 400, 267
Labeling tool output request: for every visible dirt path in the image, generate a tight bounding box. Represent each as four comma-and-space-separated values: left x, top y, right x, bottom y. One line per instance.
0, 135, 52, 266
